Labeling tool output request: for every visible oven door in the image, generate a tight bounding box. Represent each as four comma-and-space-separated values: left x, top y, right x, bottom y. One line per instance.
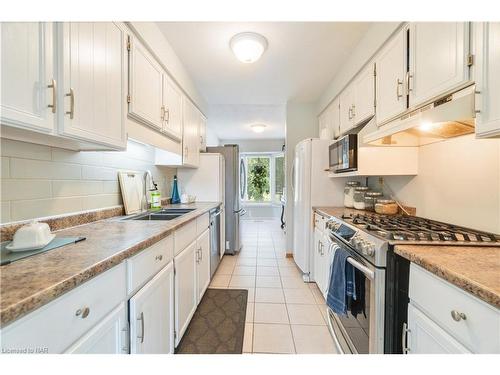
325, 235, 385, 354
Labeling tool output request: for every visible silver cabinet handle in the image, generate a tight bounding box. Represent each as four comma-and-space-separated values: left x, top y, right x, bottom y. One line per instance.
348, 106, 352, 120
65, 88, 75, 119
75, 306, 90, 319
161, 105, 165, 121
137, 312, 145, 343
451, 310, 467, 322
351, 104, 355, 118
402, 322, 410, 354
406, 72, 413, 95
165, 108, 170, 123
47, 79, 57, 113
155, 254, 163, 261
199, 247, 202, 261
396, 78, 403, 100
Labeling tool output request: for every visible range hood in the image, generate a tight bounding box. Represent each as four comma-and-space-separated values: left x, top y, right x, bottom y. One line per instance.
364, 85, 476, 146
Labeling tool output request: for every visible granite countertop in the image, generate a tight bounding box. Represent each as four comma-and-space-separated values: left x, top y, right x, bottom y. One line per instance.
313, 206, 500, 309
0, 202, 220, 327
394, 245, 500, 308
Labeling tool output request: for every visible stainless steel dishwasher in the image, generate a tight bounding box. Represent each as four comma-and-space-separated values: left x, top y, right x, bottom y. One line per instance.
209, 207, 222, 277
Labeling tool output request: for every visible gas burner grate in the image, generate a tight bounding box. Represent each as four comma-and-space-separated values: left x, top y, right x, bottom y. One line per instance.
346, 213, 500, 244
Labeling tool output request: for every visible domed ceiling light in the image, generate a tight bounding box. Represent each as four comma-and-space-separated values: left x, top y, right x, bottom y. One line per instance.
230, 32, 268, 63
251, 123, 267, 133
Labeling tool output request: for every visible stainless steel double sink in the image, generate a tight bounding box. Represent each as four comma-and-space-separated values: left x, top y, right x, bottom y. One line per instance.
123, 208, 195, 221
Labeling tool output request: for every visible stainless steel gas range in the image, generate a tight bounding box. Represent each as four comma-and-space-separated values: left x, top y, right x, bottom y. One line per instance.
324, 212, 500, 354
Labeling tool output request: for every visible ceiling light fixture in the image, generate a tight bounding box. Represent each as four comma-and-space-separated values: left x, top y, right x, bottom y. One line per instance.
251, 123, 267, 133
230, 32, 268, 63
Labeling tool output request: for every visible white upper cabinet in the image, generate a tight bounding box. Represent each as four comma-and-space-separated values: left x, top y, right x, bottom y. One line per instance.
60, 22, 127, 150
339, 84, 355, 135
352, 63, 376, 125
474, 22, 500, 138
375, 27, 407, 125
318, 98, 340, 140
128, 35, 164, 131
182, 99, 200, 168
199, 113, 207, 151
330, 97, 341, 139
163, 75, 183, 141
409, 22, 470, 106
0, 22, 56, 133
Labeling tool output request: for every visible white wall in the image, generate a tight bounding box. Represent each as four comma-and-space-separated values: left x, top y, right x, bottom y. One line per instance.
285, 101, 319, 252
219, 139, 285, 153
0, 139, 176, 223
317, 22, 401, 115
205, 126, 220, 147
370, 135, 500, 234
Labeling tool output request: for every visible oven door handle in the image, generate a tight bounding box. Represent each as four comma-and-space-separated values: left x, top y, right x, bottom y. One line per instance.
346, 257, 375, 281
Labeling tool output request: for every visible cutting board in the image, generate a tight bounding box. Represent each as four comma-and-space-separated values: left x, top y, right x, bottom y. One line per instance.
118, 171, 144, 215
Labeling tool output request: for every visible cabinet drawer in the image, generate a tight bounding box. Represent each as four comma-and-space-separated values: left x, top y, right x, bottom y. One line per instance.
127, 235, 173, 295
196, 213, 209, 235
409, 264, 500, 353
314, 213, 326, 232
174, 219, 197, 255
0, 263, 126, 353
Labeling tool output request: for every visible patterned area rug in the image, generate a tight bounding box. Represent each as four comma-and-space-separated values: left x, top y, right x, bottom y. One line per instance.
175, 288, 248, 354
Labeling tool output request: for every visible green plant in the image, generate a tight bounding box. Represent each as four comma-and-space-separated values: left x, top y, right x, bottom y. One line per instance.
247, 157, 270, 201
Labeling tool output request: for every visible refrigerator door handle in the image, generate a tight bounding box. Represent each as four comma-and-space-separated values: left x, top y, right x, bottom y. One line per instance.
291, 158, 296, 197
239, 158, 246, 200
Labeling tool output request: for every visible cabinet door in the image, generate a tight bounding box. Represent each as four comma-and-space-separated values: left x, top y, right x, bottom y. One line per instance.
61, 22, 126, 149
128, 35, 164, 131
475, 22, 500, 138
65, 302, 128, 354
182, 99, 200, 168
163, 75, 183, 141
318, 110, 328, 139
196, 228, 211, 302
129, 263, 174, 354
353, 63, 375, 126
313, 227, 323, 287
375, 27, 407, 125
199, 113, 207, 151
407, 304, 470, 354
174, 241, 198, 346
330, 97, 341, 139
409, 22, 470, 106
339, 86, 354, 135
0, 22, 55, 133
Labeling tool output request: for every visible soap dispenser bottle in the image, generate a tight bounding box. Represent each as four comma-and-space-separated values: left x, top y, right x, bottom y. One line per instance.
171, 175, 181, 204
150, 182, 161, 210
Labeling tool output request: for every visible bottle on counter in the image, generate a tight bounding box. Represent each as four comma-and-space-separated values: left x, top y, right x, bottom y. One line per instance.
364, 191, 383, 211
353, 186, 370, 210
171, 175, 181, 204
344, 181, 360, 208
150, 182, 161, 210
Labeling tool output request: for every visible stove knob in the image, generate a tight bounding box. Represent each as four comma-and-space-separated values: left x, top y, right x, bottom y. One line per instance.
365, 244, 376, 257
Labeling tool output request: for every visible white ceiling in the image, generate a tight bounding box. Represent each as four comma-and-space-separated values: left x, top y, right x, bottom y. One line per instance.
157, 22, 371, 139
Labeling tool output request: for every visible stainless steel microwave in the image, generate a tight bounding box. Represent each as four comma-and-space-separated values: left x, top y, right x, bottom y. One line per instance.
329, 134, 358, 173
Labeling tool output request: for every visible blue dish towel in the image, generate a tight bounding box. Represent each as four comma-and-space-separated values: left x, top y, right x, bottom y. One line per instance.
327, 246, 354, 316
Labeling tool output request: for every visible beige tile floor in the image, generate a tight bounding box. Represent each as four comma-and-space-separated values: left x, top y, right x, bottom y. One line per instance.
209, 219, 338, 354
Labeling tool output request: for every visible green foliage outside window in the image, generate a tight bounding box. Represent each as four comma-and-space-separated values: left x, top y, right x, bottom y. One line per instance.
247, 157, 270, 201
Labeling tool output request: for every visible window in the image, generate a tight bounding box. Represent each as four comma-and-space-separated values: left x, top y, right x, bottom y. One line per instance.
240, 152, 285, 204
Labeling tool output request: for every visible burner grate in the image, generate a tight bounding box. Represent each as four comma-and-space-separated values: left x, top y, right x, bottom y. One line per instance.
348, 213, 500, 244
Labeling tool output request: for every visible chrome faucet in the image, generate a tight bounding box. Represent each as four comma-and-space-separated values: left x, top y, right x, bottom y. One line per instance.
142, 170, 153, 211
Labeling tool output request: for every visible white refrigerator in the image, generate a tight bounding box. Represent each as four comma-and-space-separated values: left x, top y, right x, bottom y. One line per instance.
292, 138, 344, 280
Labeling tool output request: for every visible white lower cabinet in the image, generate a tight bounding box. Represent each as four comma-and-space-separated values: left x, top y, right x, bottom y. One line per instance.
313, 226, 331, 296
129, 262, 174, 354
196, 229, 211, 301
65, 302, 129, 354
407, 264, 500, 354
174, 241, 198, 346
407, 304, 470, 354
